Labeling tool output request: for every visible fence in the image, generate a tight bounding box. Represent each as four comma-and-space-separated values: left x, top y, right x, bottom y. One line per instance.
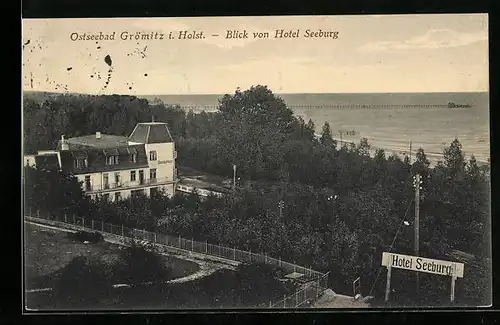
25, 209, 330, 308
270, 271, 330, 308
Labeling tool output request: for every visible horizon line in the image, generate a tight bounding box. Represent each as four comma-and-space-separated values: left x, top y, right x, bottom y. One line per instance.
23, 89, 489, 96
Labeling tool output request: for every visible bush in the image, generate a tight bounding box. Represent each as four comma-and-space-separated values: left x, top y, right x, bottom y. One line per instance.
68, 230, 104, 244
115, 241, 171, 285
53, 256, 113, 306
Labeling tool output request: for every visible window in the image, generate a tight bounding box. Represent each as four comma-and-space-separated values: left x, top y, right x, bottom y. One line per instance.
150, 168, 157, 180
115, 172, 121, 186
103, 173, 109, 189
130, 170, 136, 182
139, 170, 145, 185
131, 189, 144, 198
107, 155, 119, 165
26, 159, 30, 166
115, 192, 121, 201
130, 153, 137, 163
74, 158, 88, 168
149, 151, 157, 161
84, 175, 91, 191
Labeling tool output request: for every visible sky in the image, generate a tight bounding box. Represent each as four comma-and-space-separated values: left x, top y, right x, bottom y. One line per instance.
22, 14, 489, 95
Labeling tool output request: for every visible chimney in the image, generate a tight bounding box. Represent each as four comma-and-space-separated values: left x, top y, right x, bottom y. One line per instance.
60, 135, 68, 150
96, 131, 101, 139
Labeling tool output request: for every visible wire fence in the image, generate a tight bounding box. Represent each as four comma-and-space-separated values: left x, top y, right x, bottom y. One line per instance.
270, 271, 330, 308
25, 209, 330, 308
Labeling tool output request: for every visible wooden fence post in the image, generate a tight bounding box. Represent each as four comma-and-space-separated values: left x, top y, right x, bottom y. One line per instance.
37, 210, 40, 218
82, 217, 85, 228
233, 247, 236, 260
178, 235, 181, 248
192, 238, 194, 251
92, 219, 94, 229
205, 241, 208, 253
121, 224, 124, 241
64, 214, 67, 223
154, 232, 157, 245
101, 221, 104, 232
265, 253, 267, 264
73, 214, 75, 224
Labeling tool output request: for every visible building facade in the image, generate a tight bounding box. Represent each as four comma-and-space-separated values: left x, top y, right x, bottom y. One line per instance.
27, 122, 177, 202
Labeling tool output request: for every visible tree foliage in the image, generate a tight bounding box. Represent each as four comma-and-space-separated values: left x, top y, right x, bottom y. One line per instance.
24, 88, 491, 306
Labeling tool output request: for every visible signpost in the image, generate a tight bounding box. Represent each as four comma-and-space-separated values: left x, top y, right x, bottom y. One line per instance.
353, 277, 361, 298
381, 252, 464, 303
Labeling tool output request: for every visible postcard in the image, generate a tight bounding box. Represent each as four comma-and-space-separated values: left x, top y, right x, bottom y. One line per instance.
22, 14, 491, 311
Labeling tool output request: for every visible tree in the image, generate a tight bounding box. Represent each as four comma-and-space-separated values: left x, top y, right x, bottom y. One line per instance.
443, 138, 466, 178
306, 119, 317, 141
411, 148, 430, 178
357, 137, 371, 156
320, 122, 336, 149
466, 155, 481, 181
215, 86, 296, 179
116, 242, 171, 285
23, 166, 87, 218
373, 149, 388, 183
53, 256, 113, 305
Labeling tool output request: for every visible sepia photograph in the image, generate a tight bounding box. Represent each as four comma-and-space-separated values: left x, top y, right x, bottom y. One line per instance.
22, 14, 491, 311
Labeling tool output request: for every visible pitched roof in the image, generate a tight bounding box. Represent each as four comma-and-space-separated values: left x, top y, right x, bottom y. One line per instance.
59, 144, 149, 174
35, 154, 60, 171
57, 134, 130, 150
128, 122, 174, 144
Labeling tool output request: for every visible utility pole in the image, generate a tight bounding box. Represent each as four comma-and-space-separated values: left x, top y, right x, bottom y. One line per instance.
409, 140, 412, 164
278, 200, 284, 219
413, 173, 422, 294
232, 164, 237, 191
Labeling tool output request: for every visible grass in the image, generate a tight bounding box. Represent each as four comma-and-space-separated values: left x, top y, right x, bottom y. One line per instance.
24, 222, 199, 291
27, 265, 296, 310
24, 222, 294, 310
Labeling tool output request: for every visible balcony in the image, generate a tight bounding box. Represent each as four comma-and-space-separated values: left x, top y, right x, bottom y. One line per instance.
84, 177, 175, 194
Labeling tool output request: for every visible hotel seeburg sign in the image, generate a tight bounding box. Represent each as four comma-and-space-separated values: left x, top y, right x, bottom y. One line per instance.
381, 252, 465, 303
382, 252, 464, 278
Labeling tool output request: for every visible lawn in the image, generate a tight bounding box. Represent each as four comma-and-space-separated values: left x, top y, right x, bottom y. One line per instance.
27, 266, 296, 310
24, 222, 200, 291
24, 222, 295, 310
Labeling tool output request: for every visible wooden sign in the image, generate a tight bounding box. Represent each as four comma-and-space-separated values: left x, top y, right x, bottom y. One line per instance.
381, 252, 465, 303
382, 252, 464, 278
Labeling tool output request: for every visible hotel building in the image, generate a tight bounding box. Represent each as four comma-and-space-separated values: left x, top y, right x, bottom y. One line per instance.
26, 122, 177, 201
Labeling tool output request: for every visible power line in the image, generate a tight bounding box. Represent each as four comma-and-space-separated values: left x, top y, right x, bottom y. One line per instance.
367, 198, 414, 297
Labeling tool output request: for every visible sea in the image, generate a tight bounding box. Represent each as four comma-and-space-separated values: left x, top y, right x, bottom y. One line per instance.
141, 92, 490, 165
